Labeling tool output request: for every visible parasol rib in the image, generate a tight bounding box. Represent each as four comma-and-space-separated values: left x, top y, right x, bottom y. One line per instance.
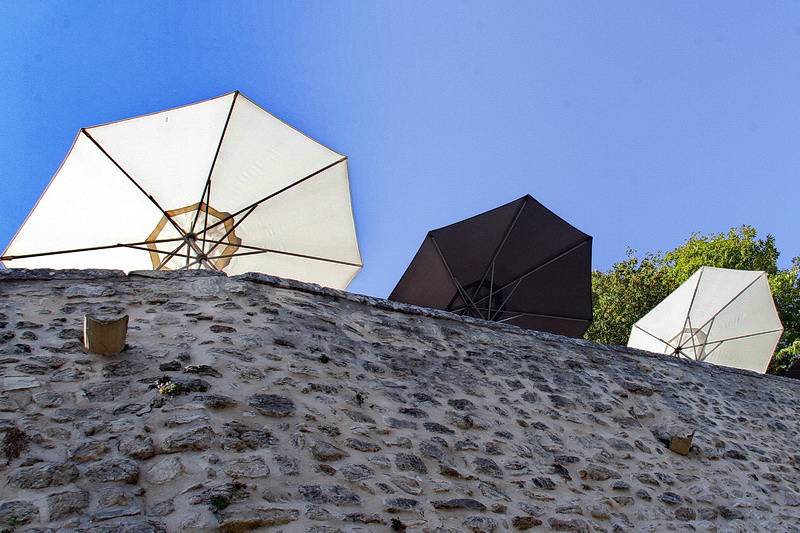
676, 266, 705, 355
191, 238, 362, 267
487, 238, 591, 321
191, 91, 239, 251
155, 241, 193, 271
202, 156, 349, 235
495, 311, 592, 324
430, 234, 485, 319
1, 237, 185, 262
468, 197, 527, 309
682, 328, 785, 362
202, 203, 258, 260
674, 272, 765, 355
631, 323, 677, 350
81, 129, 190, 243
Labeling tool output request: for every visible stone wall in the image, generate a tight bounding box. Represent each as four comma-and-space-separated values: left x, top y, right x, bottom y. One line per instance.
1, 269, 799, 533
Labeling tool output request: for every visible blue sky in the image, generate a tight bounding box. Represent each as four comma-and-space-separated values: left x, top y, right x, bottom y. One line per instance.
2, 2, 799, 297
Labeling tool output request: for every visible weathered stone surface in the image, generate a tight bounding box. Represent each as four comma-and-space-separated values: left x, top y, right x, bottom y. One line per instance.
344, 437, 381, 452
102, 361, 148, 378
432, 499, 488, 511
83, 380, 130, 402
0, 500, 38, 526
395, 452, 428, 474
8, 462, 79, 489
548, 517, 591, 532
581, 464, 621, 481
189, 482, 251, 506
658, 491, 684, 505
145, 456, 184, 485
184, 364, 223, 377
64, 283, 116, 298
162, 425, 215, 452
47, 490, 90, 520
164, 413, 209, 428
68, 440, 111, 462
217, 506, 299, 532
2, 376, 41, 390
0, 394, 18, 412
247, 394, 295, 417
299, 485, 361, 505
422, 421, 455, 434
473, 457, 503, 479
341, 464, 374, 481
193, 394, 236, 409
51, 407, 103, 422
33, 391, 75, 407
310, 440, 350, 462
85, 459, 139, 483
463, 514, 498, 532
384, 497, 420, 512
210, 324, 237, 334
675, 506, 696, 521
224, 455, 270, 478
118, 435, 156, 460
512, 515, 543, 529
15, 362, 49, 374
91, 506, 142, 521
169, 377, 211, 392
221, 421, 276, 451
148, 499, 175, 517
3, 270, 800, 532
385, 416, 417, 429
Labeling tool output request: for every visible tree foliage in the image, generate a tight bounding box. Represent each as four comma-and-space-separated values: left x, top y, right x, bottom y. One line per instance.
767, 257, 800, 374
585, 226, 800, 376
584, 251, 675, 346
662, 226, 779, 285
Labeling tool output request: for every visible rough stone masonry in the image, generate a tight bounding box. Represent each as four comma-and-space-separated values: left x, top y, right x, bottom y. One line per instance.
1, 268, 799, 533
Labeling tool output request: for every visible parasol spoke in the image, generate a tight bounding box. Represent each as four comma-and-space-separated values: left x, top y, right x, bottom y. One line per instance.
200, 240, 363, 268
494, 310, 593, 323
201, 156, 348, 235
192, 92, 238, 244
202, 204, 258, 260
430, 235, 486, 319
1, 237, 184, 262
470, 197, 527, 306
477, 238, 592, 320
81, 129, 190, 243
154, 241, 190, 271
680, 328, 785, 362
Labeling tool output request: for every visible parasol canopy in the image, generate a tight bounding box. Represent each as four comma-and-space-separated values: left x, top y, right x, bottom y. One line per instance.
1, 91, 362, 289
628, 266, 783, 373
786, 358, 800, 380
389, 195, 593, 337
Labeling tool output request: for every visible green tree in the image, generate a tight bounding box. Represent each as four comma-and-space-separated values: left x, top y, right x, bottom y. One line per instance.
767, 257, 800, 374
586, 226, 799, 376
662, 226, 779, 285
584, 250, 675, 346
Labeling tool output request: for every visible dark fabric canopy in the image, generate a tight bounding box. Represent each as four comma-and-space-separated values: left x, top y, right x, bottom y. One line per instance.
786, 359, 800, 380
389, 195, 593, 337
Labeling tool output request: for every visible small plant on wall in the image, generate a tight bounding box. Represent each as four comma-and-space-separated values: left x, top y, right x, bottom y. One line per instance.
154, 376, 182, 397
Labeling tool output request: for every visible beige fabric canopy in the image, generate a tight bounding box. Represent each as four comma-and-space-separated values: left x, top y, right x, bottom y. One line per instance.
1, 92, 362, 289
628, 266, 783, 373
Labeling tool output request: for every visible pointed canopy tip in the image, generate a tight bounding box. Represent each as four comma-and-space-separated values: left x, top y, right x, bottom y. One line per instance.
428, 194, 590, 241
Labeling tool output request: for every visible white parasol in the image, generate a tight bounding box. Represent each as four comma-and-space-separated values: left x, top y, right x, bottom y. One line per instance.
628, 266, 783, 373
1, 92, 362, 289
